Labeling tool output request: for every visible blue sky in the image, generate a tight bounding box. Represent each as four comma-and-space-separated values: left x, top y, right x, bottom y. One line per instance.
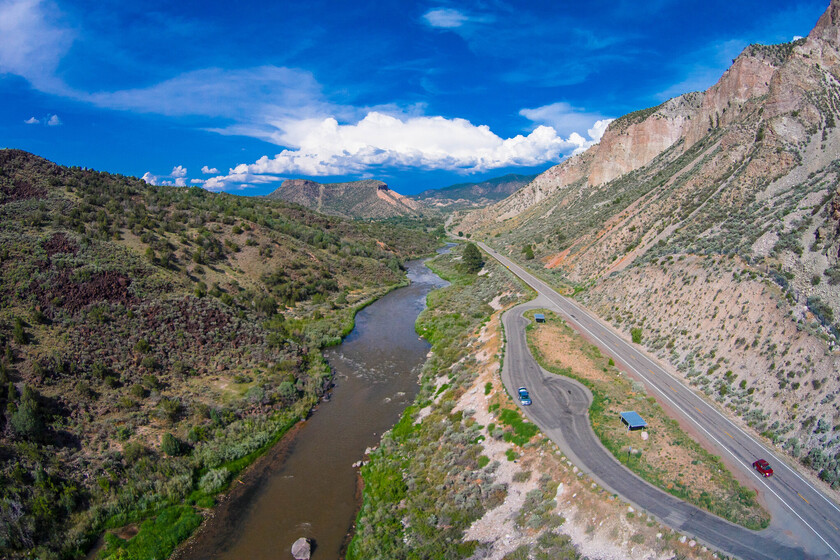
0, 0, 828, 195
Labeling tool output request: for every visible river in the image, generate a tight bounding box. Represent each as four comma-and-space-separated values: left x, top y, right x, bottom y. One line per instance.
176, 254, 448, 559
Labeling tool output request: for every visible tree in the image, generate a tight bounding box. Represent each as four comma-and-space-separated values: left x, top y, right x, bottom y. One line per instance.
12, 318, 27, 345
523, 244, 535, 260
161, 432, 184, 456
9, 384, 44, 441
461, 243, 484, 274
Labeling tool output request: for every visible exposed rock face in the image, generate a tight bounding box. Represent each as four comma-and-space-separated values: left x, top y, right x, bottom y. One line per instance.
267, 178, 421, 219
589, 93, 702, 186
459, 1, 840, 488
458, 34, 802, 230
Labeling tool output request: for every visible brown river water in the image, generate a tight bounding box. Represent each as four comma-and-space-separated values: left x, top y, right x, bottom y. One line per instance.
175, 254, 448, 559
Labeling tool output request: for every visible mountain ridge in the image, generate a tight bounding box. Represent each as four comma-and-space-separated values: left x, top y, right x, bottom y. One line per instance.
413, 173, 537, 211
457, 0, 840, 489
266, 178, 422, 219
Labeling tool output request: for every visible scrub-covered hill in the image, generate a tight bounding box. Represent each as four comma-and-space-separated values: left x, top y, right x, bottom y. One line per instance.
0, 149, 436, 559
457, 1, 840, 488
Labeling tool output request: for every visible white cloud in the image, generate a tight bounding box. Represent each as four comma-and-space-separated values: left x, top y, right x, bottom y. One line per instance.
143, 166, 188, 187
86, 66, 332, 122
23, 114, 63, 126
201, 165, 219, 174
588, 119, 612, 142
202, 111, 600, 191
423, 8, 469, 28
0, 0, 74, 93
422, 8, 494, 29
520, 102, 612, 138
190, 178, 206, 184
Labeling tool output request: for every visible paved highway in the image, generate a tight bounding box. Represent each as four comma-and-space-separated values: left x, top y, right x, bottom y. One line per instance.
479, 241, 840, 560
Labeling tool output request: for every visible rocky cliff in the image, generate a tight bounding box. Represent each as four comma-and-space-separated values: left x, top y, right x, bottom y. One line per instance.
267, 178, 422, 219
459, 0, 840, 488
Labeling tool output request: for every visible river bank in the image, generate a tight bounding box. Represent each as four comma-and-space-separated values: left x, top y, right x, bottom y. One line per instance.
173, 256, 448, 559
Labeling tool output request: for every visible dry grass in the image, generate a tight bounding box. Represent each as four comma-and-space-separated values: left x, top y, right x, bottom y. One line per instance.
527, 309, 770, 529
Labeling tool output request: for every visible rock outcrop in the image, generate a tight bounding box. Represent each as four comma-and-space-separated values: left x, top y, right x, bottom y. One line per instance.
458, 0, 840, 488
267, 178, 421, 219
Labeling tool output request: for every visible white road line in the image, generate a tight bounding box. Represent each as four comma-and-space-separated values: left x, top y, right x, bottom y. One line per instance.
514, 245, 840, 518
605, 311, 840, 519
484, 245, 840, 558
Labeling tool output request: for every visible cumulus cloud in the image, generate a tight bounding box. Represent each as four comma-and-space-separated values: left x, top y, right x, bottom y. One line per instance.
24, 114, 62, 126
203, 111, 596, 191
587, 119, 612, 143
142, 166, 188, 187
520, 102, 612, 138
201, 165, 219, 174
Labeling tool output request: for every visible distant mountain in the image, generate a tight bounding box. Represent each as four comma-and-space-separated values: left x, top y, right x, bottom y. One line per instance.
457, 0, 840, 485
413, 173, 537, 210
266, 178, 422, 219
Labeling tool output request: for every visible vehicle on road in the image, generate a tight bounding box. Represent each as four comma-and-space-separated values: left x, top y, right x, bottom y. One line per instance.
753, 459, 774, 477
518, 387, 531, 406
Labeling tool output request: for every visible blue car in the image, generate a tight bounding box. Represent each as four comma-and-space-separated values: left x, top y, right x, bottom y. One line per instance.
518, 387, 532, 406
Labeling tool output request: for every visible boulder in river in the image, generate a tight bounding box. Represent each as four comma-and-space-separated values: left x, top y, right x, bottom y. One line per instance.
291, 537, 311, 559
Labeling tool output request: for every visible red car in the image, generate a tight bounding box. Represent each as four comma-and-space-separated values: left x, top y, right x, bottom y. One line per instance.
753, 459, 774, 477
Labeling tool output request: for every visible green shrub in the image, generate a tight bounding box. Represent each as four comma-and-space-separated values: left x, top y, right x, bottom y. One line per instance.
12, 317, 28, 345
631, 327, 642, 344
9, 386, 44, 441
130, 384, 147, 399
498, 408, 539, 446
199, 467, 231, 494
161, 433, 184, 456
123, 441, 150, 463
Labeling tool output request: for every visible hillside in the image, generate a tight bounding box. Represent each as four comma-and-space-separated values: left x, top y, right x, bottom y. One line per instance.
458, 1, 840, 487
266, 178, 422, 219
413, 173, 537, 211
0, 150, 435, 559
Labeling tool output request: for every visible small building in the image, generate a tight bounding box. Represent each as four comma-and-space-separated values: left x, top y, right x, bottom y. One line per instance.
534, 313, 546, 323
620, 411, 647, 431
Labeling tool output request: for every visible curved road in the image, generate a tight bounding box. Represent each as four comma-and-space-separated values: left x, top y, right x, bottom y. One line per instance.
480, 241, 840, 560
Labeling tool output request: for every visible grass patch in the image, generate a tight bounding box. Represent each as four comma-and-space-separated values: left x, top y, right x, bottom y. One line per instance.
101, 505, 202, 560
525, 309, 769, 530
498, 408, 539, 446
